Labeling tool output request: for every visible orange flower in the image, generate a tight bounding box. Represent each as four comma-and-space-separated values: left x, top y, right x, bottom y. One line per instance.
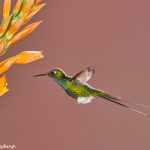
0, 51, 43, 75
8, 21, 42, 46
0, 51, 43, 96
0, 0, 45, 96
15, 51, 44, 64
0, 0, 46, 56
0, 75, 8, 96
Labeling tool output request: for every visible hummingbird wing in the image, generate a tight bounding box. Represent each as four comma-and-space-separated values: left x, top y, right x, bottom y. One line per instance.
73, 67, 94, 84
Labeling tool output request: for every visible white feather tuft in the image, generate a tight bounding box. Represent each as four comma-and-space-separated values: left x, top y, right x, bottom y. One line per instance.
77, 96, 94, 104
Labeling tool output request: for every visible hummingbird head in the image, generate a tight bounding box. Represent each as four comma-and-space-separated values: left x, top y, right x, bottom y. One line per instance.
34, 68, 68, 89
48, 68, 66, 79
34, 68, 66, 80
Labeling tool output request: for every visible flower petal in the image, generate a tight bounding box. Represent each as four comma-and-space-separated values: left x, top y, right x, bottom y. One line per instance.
7, 18, 24, 36
0, 17, 11, 37
24, 3, 46, 24
15, 51, 44, 64
22, 0, 34, 15
3, 0, 11, 21
0, 57, 17, 74
0, 75, 9, 96
13, 0, 24, 15
0, 51, 43, 74
0, 38, 6, 55
8, 21, 42, 45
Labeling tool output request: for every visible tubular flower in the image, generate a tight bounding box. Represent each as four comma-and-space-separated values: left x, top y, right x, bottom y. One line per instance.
8, 21, 42, 46
3, 0, 11, 21
0, 51, 43, 96
0, 0, 45, 96
0, 0, 46, 55
0, 51, 44, 75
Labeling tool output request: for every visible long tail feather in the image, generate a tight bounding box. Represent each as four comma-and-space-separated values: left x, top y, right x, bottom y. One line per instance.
103, 94, 150, 109
101, 95, 150, 117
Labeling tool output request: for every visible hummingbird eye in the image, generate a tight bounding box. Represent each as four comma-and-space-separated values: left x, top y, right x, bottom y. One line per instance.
51, 71, 56, 76
51, 71, 54, 75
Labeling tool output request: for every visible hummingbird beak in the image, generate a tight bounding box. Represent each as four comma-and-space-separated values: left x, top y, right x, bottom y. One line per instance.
33, 73, 48, 77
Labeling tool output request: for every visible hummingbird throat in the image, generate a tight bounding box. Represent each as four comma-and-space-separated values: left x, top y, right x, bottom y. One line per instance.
53, 78, 68, 90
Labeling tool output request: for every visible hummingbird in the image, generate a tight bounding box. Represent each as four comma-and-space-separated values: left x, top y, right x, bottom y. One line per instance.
34, 67, 150, 117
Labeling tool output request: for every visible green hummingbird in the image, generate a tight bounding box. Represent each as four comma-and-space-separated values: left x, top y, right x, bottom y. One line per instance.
34, 67, 150, 117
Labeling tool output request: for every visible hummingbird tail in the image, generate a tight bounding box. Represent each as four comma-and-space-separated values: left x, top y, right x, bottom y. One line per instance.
100, 94, 150, 118
101, 94, 150, 108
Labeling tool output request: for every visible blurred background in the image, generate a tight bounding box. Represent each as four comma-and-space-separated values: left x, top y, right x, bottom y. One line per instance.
0, 0, 150, 150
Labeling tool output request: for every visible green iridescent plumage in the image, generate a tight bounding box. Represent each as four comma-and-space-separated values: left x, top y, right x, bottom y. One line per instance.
46, 68, 108, 99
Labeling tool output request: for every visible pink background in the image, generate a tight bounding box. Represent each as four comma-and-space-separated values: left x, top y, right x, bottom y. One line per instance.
0, 0, 150, 150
